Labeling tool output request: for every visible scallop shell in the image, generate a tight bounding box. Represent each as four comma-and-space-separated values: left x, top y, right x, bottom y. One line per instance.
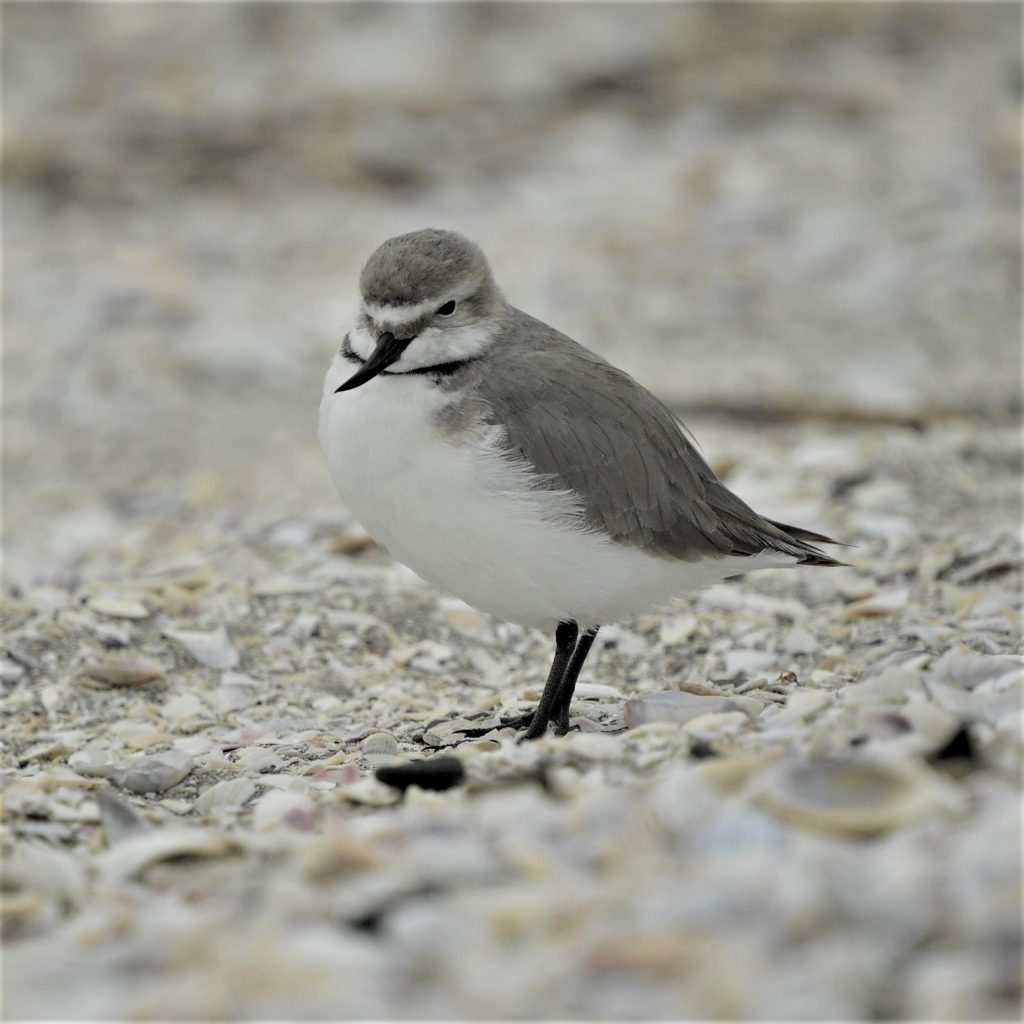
360, 731, 400, 768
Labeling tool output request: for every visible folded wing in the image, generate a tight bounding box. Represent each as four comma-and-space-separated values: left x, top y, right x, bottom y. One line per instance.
477, 311, 843, 567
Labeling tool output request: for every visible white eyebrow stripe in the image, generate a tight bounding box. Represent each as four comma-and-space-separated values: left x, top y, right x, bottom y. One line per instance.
363, 298, 444, 324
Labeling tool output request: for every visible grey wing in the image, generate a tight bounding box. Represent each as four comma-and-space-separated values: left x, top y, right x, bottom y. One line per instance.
477, 314, 841, 566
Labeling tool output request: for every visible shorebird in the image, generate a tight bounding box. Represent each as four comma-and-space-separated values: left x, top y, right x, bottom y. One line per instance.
319, 229, 841, 739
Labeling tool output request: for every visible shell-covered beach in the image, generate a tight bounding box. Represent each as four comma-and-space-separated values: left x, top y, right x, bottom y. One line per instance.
3, 5, 1021, 1019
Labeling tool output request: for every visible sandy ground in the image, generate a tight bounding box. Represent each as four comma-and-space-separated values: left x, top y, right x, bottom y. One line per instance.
2, 5, 1021, 1019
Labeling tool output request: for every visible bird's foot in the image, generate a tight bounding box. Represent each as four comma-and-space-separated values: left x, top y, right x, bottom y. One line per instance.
457, 707, 578, 742
456, 710, 536, 739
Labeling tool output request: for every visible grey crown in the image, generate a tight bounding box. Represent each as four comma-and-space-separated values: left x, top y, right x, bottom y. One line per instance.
361, 228, 489, 308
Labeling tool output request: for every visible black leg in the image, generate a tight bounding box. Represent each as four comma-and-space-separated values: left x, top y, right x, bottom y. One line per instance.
521, 621, 579, 740
552, 627, 600, 735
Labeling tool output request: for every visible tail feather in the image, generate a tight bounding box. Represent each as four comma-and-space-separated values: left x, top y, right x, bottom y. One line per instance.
767, 518, 849, 567
768, 518, 850, 548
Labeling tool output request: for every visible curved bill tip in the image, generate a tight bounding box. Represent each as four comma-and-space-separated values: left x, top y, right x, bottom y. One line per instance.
335, 331, 407, 392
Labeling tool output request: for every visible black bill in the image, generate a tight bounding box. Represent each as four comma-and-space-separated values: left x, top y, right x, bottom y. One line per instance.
335, 332, 411, 392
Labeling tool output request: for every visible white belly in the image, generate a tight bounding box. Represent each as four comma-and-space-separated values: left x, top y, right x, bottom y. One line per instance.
319, 354, 792, 630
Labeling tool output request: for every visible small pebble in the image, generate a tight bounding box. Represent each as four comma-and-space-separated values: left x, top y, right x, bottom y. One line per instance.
375, 756, 465, 792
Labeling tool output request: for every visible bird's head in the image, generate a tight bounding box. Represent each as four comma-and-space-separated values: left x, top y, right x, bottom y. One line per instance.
337, 229, 506, 391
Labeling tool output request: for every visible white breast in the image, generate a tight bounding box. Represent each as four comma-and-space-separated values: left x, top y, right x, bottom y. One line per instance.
319, 352, 794, 630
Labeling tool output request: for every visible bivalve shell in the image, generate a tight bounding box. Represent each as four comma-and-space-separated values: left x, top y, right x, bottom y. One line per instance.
751, 756, 963, 837
360, 731, 400, 768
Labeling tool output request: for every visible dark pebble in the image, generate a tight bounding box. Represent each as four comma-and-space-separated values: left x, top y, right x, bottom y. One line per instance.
375, 756, 465, 792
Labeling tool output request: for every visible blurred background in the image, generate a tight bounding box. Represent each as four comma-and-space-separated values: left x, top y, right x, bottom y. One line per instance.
3, 2, 1020, 577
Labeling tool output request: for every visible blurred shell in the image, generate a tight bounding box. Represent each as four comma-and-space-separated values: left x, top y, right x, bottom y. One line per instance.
4, 843, 87, 909
765, 689, 832, 727
82, 655, 163, 687
930, 652, 1023, 690
752, 757, 964, 837
659, 614, 698, 644
88, 593, 150, 620
163, 625, 239, 669
360, 731, 400, 768
725, 649, 778, 675
845, 589, 910, 618
301, 828, 380, 881
625, 691, 763, 728
68, 747, 193, 795
98, 828, 241, 882
194, 778, 258, 813
252, 790, 316, 832
94, 787, 150, 844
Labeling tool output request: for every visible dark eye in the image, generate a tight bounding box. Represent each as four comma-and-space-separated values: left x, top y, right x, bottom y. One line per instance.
436, 300, 457, 316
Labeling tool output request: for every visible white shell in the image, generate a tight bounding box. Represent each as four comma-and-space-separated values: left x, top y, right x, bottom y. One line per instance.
194, 778, 258, 813
752, 757, 964, 837
163, 625, 239, 669
624, 690, 763, 729
88, 593, 150, 620
361, 731, 400, 768
98, 828, 240, 882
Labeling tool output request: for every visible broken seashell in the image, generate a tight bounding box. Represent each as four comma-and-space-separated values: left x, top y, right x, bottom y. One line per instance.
301, 827, 380, 881
930, 652, 1023, 691
624, 691, 763, 729
564, 731, 624, 761
783, 625, 817, 655
94, 787, 150, 844
337, 776, 401, 806
842, 667, 924, 706
161, 694, 207, 726
659, 614, 699, 645
681, 710, 752, 737
422, 718, 479, 748
845, 589, 910, 618
766, 688, 832, 727
572, 682, 625, 701
98, 828, 241, 882
252, 574, 318, 597
88, 593, 150, 620
163, 625, 239, 669
4, 843, 87, 911
252, 789, 316, 831
68, 747, 193, 795
194, 777, 258, 813
724, 649, 778, 676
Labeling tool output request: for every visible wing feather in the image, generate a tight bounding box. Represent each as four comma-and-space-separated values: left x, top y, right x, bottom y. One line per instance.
474, 310, 842, 565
